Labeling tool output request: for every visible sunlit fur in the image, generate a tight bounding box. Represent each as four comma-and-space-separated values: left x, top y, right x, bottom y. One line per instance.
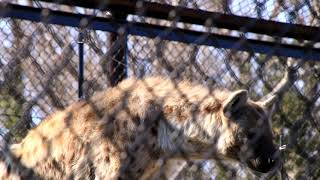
0, 76, 278, 179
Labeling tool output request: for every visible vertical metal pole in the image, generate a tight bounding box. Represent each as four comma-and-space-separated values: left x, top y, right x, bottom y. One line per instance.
78, 31, 84, 99
106, 12, 128, 87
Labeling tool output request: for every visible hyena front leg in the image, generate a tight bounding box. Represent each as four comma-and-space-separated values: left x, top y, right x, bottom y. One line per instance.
141, 159, 187, 180
0, 145, 37, 180
90, 140, 122, 180
161, 159, 187, 180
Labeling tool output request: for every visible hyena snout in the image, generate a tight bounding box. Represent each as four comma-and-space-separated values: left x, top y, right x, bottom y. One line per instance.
246, 135, 280, 173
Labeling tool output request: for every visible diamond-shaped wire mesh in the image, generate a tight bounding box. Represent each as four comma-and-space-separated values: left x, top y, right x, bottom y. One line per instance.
0, 0, 319, 179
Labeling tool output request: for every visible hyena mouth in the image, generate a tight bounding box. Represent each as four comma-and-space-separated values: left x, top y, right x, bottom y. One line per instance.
246, 154, 279, 173
245, 141, 280, 173
244, 135, 280, 173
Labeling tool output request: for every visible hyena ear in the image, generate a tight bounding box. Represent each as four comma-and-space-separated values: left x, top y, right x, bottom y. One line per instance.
222, 90, 248, 117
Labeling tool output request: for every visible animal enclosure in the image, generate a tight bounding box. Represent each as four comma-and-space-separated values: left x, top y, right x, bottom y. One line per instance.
0, 0, 319, 179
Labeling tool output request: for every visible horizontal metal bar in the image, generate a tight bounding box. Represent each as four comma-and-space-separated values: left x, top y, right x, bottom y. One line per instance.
37, 0, 320, 42
1, 3, 320, 61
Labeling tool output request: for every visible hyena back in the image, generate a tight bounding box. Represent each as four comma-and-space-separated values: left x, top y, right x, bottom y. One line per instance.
1, 76, 279, 179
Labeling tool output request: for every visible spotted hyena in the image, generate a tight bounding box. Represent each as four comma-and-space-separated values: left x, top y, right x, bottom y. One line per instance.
0, 76, 280, 179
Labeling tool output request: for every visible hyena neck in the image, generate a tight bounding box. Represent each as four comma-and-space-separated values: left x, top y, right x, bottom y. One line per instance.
157, 110, 224, 159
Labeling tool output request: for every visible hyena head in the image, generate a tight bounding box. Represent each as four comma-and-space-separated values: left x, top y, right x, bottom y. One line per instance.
217, 89, 279, 173
161, 87, 279, 173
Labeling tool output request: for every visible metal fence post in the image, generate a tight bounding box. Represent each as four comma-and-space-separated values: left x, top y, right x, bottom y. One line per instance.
106, 12, 128, 86
78, 30, 84, 99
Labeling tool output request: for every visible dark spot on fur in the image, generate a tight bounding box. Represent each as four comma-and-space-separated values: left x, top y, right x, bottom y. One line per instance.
132, 116, 141, 126
105, 147, 110, 153
152, 142, 157, 147
6, 164, 11, 175
103, 116, 116, 137
134, 146, 139, 151
115, 123, 120, 132
64, 112, 74, 127
131, 96, 140, 104
85, 111, 96, 122
106, 156, 110, 163
204, 103, 221, 113
150, 126, 158, 136
164, 106, 173, 114
118, 175, 125, 180
89, 160, 95, 180
137, 168, 143, 173
109, 100, 116, 108
123, 121, 128, 129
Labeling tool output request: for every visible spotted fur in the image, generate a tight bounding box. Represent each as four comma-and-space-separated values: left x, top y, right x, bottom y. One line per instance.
0, 76, 279, 179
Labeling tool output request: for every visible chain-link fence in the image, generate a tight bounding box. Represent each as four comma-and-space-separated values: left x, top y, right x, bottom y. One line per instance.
0, 0, 319, 179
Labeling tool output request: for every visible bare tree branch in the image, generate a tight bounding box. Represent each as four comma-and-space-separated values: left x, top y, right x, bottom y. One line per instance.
260, 58, 303, 106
